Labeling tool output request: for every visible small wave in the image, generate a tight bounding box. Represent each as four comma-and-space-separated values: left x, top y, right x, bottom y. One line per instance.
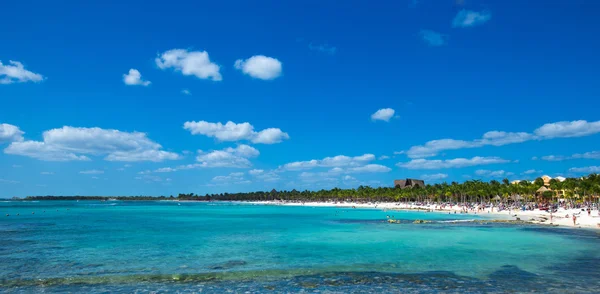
85, 203, 118, 206
437, 219, 476, 223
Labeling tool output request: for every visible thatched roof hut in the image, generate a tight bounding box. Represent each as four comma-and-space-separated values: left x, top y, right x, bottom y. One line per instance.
536, 186, 551, 193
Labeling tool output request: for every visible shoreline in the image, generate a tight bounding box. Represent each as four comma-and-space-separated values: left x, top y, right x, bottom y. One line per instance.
246, 200, 600, 230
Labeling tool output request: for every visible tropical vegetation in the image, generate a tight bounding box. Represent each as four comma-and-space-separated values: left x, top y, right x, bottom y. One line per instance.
24, 174, 600, 205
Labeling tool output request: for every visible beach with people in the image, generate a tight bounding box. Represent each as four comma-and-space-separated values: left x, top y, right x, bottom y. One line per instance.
249, 200, 600, 229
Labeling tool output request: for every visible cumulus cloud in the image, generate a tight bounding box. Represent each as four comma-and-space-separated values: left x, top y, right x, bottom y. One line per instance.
234, 55, 282, 80
3, 126, 180, 162
404, 120, 600, 158
246, 169, 280, 182
397, 156, 509, 170
534, 120, 600, 139
0, 60, 44, 84
211, 172, 250, 185
371, 108, 395, 122
378, 155, 390, 160
249, 169, 264, 175
420, 30, 446, 46
452, 10, 491, 28
183, 120, 289, 144
281, 154, 376, 171
123, 69, 151, 86
0, 123, 24, 143
156, 49, 222, 81
475, 170, 514, 178
421, 173, 448, 181
4, 141, 90, 161
568, 166, 600, 173
522, 169, 542, 175
194, 144, 259, 168
181, 89, 191, 95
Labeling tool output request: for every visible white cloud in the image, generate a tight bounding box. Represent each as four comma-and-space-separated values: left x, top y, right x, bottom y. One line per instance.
344, 164, 391, 173
308, 43, 337, 54
249, 169, 264, 175
378, 155, 390, 160
0, 60, 44, 84
452, 10, 491, 28
181, 89, 191, 95
534, 120, 600, 139
397, 156, 509, 170
156, 49, 222, 81
568, 166, 600, 174
105, 150, 180, 162
183, 120, 289, 144
420, 30, 446, 46
3, 126, 179, 162
406, 132, 532, 158
211, 172, 250, 185
40, 171, 54, 175
123, 69, 151, 86
253, 128, 290, 144
195, 144, 259, 168
404, 120, 600, 159
248, 169, 280, 182
282, 154, 375, 171
421, 173, 448, 181
4, 141, 90, 161
475, 170, 514, 178
0, 123, 24, 143
298, 172, 338, 184
572, 151, 600, 159
540, 155, 567, 161
234, 55, 282, 80
371, 108, 395, 122
154, 167, 177, 173
80, 170, 104, 174
536, 151, 600, 162
522, 169, 542, 175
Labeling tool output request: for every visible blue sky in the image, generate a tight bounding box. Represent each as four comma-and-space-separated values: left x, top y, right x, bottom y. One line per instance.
1, 0, 600, 197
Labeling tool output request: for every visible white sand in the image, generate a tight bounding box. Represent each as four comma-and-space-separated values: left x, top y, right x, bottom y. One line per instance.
247, 201, 600, 230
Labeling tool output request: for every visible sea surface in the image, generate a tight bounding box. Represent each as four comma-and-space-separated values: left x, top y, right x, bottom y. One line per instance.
1, 201, 599, 293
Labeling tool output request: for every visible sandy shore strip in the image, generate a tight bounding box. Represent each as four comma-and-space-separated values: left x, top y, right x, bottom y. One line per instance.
247, 201, 600, 230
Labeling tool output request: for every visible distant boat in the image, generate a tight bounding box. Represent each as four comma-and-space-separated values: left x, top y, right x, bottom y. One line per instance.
108, 198, 117, 201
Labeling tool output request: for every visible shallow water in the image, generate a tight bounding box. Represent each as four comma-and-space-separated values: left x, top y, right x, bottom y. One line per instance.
1, 201, 599, 293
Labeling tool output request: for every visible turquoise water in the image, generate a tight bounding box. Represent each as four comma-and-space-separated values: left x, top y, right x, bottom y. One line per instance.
1, 201, 599, 293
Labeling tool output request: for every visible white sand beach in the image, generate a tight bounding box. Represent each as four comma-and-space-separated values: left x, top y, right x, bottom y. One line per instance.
248, 200, 600, 229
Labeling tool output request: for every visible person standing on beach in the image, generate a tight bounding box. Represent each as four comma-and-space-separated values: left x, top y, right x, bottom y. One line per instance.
572, 214, 577, 226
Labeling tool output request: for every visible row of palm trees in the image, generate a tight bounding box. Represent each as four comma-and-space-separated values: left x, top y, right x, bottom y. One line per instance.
206, 174, 600, 204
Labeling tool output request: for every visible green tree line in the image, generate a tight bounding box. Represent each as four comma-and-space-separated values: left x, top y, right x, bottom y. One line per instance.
25, 174, 600, 204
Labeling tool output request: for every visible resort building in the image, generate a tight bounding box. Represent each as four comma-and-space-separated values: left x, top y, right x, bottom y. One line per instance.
394, 179, 425, 189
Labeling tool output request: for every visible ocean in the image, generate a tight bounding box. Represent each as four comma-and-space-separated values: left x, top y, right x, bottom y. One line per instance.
1, 201, 599, 293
